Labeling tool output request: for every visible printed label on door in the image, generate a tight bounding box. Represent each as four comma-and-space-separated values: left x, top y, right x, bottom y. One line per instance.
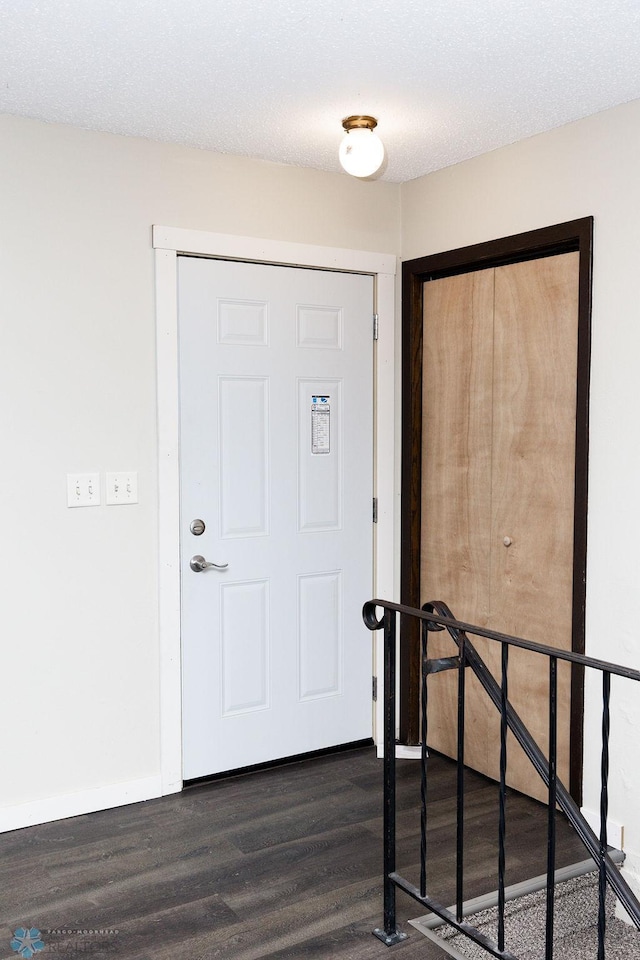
311, 396, 330, 454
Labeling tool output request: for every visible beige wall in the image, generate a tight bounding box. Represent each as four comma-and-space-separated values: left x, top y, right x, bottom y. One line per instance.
0, 113, 400, 822
4, 96, 640, 885
402, 97, 640, 881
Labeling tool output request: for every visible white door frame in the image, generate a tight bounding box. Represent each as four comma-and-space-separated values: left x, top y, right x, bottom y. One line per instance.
153, 225, 396, 794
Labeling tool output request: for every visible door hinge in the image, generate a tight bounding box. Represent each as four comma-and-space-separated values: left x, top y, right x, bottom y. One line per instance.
373, 313, 379, 341
372, 497, 378, 523
372, 676, 378, 701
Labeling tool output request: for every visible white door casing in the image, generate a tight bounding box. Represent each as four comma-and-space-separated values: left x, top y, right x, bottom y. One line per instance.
153, 227, 396, 794
179, 256, 375, 777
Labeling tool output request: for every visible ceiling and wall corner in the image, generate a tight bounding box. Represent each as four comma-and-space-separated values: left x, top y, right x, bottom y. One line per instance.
1, 0, 640, 183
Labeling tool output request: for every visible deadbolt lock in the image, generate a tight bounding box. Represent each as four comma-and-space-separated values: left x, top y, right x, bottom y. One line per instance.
190, 518, 206, 536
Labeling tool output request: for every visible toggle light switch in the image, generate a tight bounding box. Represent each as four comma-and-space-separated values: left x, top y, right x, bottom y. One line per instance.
106, 471, 138, 505
67, 473, 101, 507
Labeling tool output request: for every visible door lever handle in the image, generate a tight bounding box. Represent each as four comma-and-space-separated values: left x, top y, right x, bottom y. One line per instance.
190, 554, 229, 572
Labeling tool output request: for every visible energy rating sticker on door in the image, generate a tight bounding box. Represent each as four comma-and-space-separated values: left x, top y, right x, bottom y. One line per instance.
311, 395, 330, 455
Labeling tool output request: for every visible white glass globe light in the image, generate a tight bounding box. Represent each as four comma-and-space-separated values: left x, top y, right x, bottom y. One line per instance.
339, 119, 385, 178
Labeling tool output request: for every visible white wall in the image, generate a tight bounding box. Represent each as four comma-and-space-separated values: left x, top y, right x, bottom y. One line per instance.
401, 98, 640, 885
0, 113, 400, 828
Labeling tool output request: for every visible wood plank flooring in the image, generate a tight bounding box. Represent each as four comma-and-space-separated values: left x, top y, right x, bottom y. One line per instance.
0, 747, 586, 959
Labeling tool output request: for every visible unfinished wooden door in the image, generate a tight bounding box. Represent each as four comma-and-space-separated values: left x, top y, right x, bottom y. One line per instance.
421, 252, 579, 801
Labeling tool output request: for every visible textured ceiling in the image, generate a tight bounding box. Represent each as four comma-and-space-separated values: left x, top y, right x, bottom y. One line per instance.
2, 0, 640, 183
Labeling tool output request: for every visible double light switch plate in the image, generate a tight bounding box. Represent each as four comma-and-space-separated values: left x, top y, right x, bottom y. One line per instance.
67, 472, 138, 507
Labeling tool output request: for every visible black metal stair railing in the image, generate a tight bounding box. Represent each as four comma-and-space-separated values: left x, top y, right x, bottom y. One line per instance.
363, 598, 640, 960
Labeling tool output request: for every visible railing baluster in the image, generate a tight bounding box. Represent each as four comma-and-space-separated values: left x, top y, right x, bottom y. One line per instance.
498, 641, 509, 953
456, 632, 466, 922
598, 671, 611, 960
546, 656, 558, 960
382, 607, 397, 937
420, 617, 428, 899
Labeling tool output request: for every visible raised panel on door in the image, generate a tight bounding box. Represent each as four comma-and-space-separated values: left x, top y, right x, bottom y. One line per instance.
218, 375, 270, 537
489, 252, 579, 800
420, 269, 494, 768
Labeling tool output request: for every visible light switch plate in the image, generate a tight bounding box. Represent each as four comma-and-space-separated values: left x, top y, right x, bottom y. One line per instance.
106, 471, 138, 505
67, 473, 101, 507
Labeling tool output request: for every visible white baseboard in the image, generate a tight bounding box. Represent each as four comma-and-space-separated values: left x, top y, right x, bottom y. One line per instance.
580, 805, 624, 850
0, 775, 163, 834
395, 744, 425, 759
376, 742, 424, 760
616, 856, 640, 925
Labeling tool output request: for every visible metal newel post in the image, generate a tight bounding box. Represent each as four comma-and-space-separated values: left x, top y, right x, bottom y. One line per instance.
373, 606, 408, 946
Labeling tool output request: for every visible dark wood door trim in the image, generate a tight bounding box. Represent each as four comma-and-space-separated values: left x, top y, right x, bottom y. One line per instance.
400, 218, 593, 803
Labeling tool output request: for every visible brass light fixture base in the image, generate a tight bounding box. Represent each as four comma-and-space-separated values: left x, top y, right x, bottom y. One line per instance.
341, 115, 378, 133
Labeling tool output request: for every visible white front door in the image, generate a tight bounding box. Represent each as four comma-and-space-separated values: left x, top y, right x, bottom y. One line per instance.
178, 256, 374, 780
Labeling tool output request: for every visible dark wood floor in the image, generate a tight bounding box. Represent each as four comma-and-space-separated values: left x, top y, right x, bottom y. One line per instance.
0, 747, 586, 959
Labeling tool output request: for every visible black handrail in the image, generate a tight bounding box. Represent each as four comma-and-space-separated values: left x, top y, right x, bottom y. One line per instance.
363, 598, 640, 958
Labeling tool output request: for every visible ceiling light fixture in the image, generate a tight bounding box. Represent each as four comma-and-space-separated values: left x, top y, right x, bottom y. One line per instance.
339, 115, 385, 178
